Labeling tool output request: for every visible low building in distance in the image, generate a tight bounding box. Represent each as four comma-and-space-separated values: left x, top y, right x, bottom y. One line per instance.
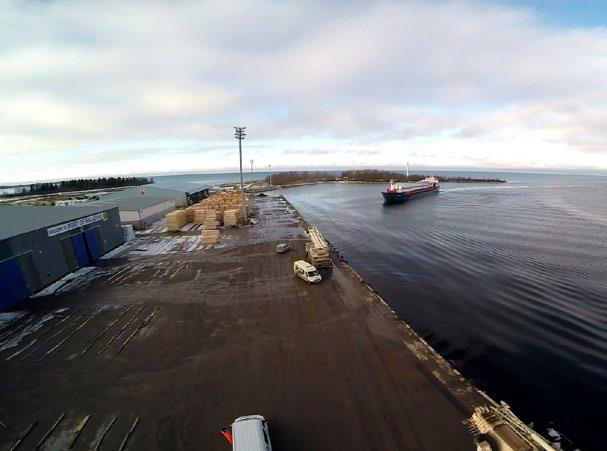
99, 184, 209, 207
90, 196, 176, 230
0, 205, 124, 309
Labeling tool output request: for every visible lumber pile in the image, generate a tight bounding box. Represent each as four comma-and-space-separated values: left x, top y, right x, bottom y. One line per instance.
204, 218, 219, 230
193, 208, 207, 224
201, 229, 220, 244
188, 189, 251, 227
165, 210, 187, 231
223, 209, 241, 227
184, 206, 197, 223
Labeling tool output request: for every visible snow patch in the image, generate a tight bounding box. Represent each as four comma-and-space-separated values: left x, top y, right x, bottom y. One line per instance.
31, 267, 97, 298
0, 311, 27, 330
0, 313, 56, 351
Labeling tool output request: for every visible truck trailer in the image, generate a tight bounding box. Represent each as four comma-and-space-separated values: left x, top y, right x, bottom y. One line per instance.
305, 227, 333, 269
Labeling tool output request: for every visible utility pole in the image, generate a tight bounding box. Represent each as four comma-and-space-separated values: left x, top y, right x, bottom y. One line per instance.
250, 159, 254, 173
234, 126, 247, 224
268, 164, 272, 186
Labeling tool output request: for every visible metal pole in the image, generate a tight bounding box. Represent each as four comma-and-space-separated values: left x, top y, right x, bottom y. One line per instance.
250, 159, 254, 173
268, 164, 272, 186
235, 126, 247, 224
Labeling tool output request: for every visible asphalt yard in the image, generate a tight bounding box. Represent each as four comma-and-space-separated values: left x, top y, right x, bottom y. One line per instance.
0, 195, 490, 450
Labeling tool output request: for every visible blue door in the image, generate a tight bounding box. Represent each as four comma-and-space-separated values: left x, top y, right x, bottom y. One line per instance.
84, 228, 101, 261
0, 258, 30, 310
71, 233, 90, 267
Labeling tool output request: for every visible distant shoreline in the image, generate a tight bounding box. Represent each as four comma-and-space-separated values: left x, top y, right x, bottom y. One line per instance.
264, 170, 506, 187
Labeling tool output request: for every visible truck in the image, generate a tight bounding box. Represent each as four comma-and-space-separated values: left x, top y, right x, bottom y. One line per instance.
305, 227, 333, 268
293, 260, 322, 284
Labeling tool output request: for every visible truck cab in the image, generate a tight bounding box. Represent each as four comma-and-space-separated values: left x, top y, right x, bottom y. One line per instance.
293, 260, 322, 284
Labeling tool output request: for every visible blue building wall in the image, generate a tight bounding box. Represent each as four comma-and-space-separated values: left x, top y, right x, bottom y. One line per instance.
0, 207, 123, 310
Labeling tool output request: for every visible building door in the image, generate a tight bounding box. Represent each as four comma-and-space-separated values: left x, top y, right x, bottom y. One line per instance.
71, 233, 91, 267
16, 252, 41, 294
61, 237, 78, 272
0, 258, 30, 310
84, 228, 102, 261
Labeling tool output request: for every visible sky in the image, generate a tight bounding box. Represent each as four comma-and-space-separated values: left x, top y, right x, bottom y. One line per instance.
1, 0, 607, 183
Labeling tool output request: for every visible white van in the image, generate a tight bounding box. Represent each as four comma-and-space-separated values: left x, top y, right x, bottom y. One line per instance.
232, 415, 272, 451
293, 260, 322, 284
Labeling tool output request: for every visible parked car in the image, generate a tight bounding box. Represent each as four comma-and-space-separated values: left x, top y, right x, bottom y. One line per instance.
275, 243, 290, 254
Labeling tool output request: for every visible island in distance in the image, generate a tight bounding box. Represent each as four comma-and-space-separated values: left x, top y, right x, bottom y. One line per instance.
265, 169, 506, 186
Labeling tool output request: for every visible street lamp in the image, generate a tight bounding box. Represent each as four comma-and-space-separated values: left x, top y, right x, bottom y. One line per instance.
268, 164, 272, 186
234, 126, 247, 224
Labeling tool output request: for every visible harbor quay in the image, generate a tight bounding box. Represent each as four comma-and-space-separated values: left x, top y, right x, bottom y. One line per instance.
0, 195, 517, 450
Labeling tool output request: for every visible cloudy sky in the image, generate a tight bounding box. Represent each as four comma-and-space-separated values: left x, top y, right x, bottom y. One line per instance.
1, 0, 607, 183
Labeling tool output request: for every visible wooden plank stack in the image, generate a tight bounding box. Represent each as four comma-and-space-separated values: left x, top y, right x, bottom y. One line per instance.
165, 210, 187, 231
223, 209, 240, 227
201, 229, 220, 244
204, 218, 219, 230
187, 189, 251, 227
193, 208, 207, 224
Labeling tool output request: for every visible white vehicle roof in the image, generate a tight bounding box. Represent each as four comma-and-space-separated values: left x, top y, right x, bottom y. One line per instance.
294, 260, 316, 270
232, 415, 270, 451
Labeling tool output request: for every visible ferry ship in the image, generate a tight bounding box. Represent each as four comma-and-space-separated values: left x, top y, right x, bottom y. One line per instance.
382, 176, 439, 204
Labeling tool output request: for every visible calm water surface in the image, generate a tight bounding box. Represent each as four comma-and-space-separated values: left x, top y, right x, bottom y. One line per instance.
279, 173, 607, 450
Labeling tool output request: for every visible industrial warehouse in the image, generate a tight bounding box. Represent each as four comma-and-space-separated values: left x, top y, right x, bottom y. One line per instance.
91, 196, 176, 229
0, 205, 123, 309
99, 184, 209, 207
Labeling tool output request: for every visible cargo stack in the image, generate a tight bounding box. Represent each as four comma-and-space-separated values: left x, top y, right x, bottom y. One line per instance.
201, 229, 220, 244
184, 188, 251, 227
204, 215, 219, 230
193, 208, 207, 224
165, 210, 187, 231
223, 209, 240, 227
184, 206, 197, 223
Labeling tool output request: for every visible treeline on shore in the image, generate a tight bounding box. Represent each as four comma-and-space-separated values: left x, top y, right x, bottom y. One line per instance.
266, 171, 340, 185
264, 169, 505, 185
1, 176, 152, 197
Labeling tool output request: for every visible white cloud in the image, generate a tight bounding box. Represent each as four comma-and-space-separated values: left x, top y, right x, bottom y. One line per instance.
1, 0, 607, 182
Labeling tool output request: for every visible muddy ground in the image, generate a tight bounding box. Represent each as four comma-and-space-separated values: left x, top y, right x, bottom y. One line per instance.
0, 196, 491, 450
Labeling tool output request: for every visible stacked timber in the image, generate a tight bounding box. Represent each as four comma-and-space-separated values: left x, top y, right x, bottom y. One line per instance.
223, 209, 240, 227
165, 210, 187, 231
201, 229, 220, 244
187, 188, 251, 226
184, 206, 197, 223
204, 218, 219, 229
193, 209, 207, 224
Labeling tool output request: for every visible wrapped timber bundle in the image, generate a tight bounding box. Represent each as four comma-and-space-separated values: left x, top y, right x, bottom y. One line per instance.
165, 210, 187, 231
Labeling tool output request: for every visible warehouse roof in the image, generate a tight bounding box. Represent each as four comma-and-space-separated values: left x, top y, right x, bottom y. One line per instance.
91, 196, 174, 212
0, 205, 117, 241
149, 181, 210, 195
100, 183, 209, 201
100, 186, 183, 201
